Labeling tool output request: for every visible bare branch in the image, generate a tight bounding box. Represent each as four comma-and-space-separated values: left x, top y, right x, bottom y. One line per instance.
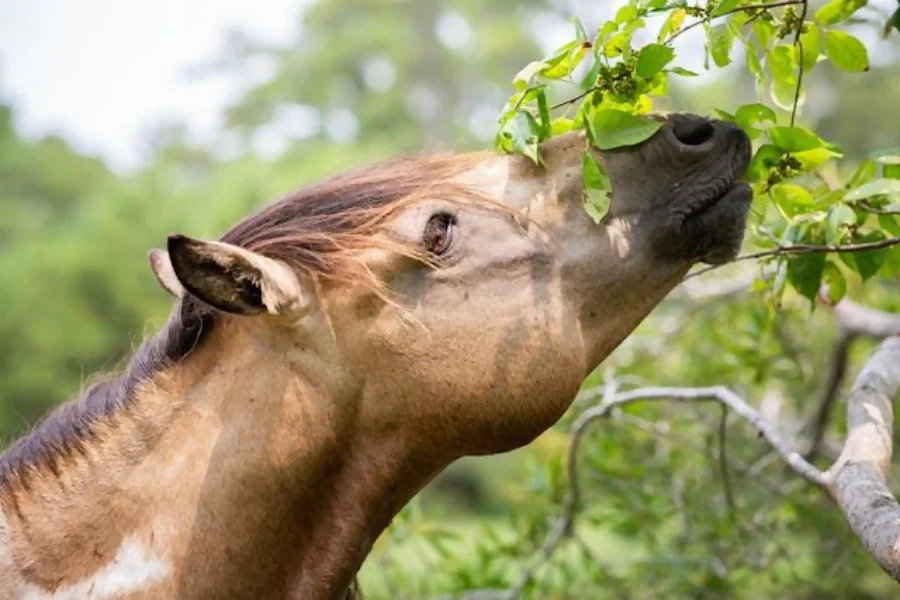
831, 298, 900, 339
687, 236, 900, 280
805, 297, 900, 458
576, 386, 827, 487
718, 405, 737, 522
824, 337, 900, 581
789, 0, 809, 127
860, 201, 900, 216
668, 1, 804, 43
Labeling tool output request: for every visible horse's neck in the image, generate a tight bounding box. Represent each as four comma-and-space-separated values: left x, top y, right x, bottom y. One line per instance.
0, 324, 441, 599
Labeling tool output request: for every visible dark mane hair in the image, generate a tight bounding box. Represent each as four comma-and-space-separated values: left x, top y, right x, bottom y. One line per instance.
0, 153, 475, 490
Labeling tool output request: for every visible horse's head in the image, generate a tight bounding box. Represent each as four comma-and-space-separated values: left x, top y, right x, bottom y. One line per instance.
153, 113, 751, 459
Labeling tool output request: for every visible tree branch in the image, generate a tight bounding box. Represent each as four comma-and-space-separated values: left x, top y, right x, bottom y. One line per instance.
668, 1, 804, 43
824, 337, 900, 581
789, 0, 809, 126
805, 297, 900, 459
686, 236, 900, 279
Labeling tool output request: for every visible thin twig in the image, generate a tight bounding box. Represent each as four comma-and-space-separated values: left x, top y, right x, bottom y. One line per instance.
803, 329, 854, 460
718, 405, 737, 522
668, 1, 804, 43
574, 386, 826, 487
860, 201, 900, 215
686, 235, 900, 279
789, 0, 809, 126
550, 87, 596, 111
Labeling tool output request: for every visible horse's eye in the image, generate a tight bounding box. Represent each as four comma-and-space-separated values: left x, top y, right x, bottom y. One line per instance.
423, 213, 454, 255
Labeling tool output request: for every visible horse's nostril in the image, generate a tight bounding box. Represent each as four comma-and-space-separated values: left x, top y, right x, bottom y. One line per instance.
673, 118, 715, 146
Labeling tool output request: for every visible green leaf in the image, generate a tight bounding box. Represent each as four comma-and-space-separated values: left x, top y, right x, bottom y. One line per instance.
541, 41, 590, 79
815, 0, 867, 25
583, 153, 612, 224
509, 112, 543, 163
794, 147, 842, 170
847, 160, 877, 188
536, 89, 551, 135
788, 252, 826, 303
879, 214, 900, 237
799, 24, 821, 71
771, 76, 802, 111
822, 262, 847, 303
669, 66, 699, 77
615, 4, 638, 24
711, 0, 741, 17
658, 8, 686, 42
823, 30, 869, 72
753, 19, 775, 50
513, 61, 545, 90
872, 148, 900, 165
745, 41, 765, 92
770, 126, 824, 153
708, 24, 734, 67
635, 44, 675, 78
588, 109, 663, 151
772, 184, 815, 217
573, 17, 588, 41
845, 179, 900, 201
734, 103, 777, 139
714, 108, 736, 122
851, 232, 889, 280
826, 203, 857, 242
604, 31, 633, 58
767, 45, 796, 81
748, 144, 784, 183
550, 117, 575, 136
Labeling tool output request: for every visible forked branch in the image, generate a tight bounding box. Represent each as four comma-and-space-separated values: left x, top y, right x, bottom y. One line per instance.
485, 335, 900, 596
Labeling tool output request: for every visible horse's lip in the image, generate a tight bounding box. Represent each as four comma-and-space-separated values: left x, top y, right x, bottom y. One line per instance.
685, 180, 751, 221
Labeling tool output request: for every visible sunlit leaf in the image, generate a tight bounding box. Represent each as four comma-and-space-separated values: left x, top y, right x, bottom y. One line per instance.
826, 203, 857, 242
669, 66, 699, 77
583, 153, 612, 223
635, 44, 675, 78
753, 19, 775, 50
708, 25, 734, 67
615, 4, 638, 24
799, 24, 821, 71
815, 0, 867, 25
735, 103, 777, 139
847, 160, 877, 188
658, 8, 686, 42
845, 179, 900, 201
769, 126, 824, 153
772, 183, 815, 217
711, 0, 741, 17
588, 109, 662, 150
513, 61, 545, 91
748, 144, 784, 183
823, 30, 869, 72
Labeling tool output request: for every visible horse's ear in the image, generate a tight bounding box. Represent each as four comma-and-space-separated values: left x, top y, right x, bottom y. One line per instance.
164, 234, 312, 317
149, 249, 185, 298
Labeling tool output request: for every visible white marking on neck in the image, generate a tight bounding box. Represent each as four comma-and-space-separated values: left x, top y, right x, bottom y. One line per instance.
19, 536, 169, 600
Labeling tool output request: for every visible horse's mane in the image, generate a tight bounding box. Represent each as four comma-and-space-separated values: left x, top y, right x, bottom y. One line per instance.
0, 153, 479, 491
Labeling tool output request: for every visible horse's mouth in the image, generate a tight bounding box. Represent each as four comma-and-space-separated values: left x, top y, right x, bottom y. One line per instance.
682, 179, 752, 223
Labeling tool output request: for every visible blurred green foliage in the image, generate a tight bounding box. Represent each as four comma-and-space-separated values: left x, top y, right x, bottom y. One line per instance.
2, 0, 900, 597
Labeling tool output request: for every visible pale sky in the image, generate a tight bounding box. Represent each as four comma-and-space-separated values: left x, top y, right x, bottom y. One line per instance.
1, 0, 895, 172
0, 0, 305, 170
